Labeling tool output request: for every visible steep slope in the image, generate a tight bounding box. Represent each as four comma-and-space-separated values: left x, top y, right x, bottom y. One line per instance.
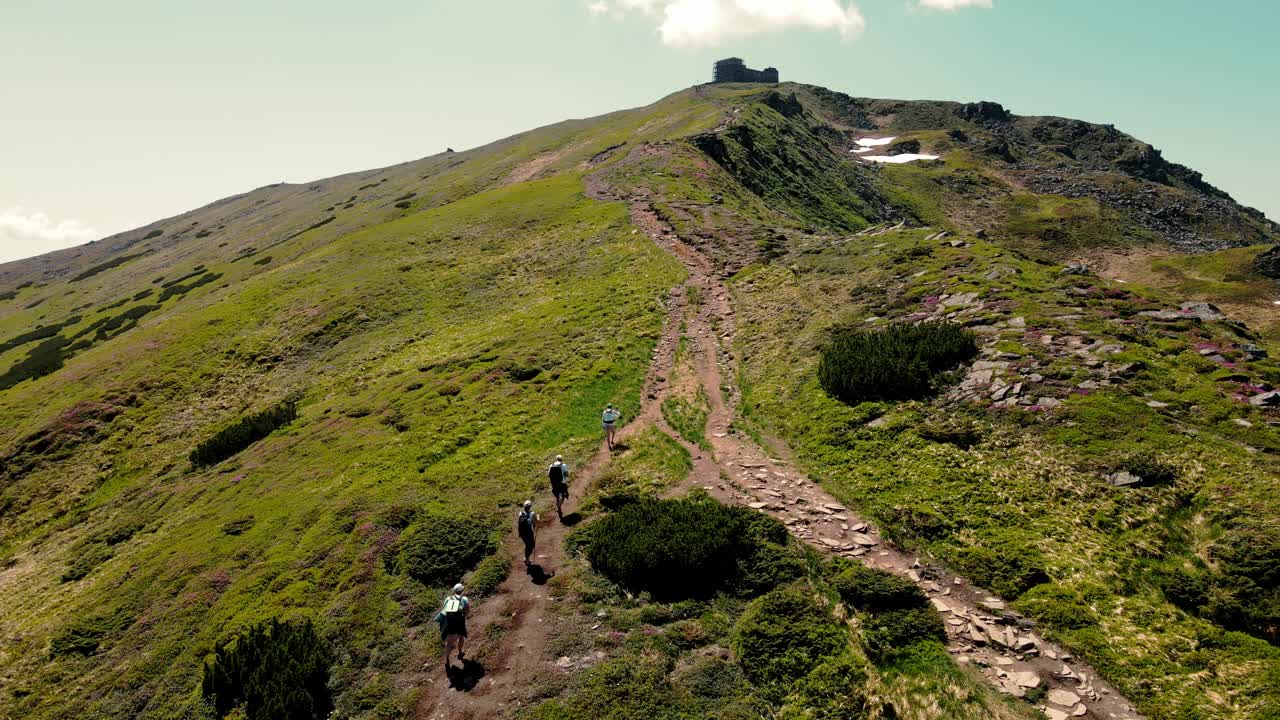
1, 83, 1278, 720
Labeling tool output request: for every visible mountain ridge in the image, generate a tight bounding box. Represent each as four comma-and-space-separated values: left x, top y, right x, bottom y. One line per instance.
2, 82, 1279, 720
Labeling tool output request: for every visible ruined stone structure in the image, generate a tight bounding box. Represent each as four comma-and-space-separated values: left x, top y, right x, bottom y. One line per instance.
712, 57, 779, 84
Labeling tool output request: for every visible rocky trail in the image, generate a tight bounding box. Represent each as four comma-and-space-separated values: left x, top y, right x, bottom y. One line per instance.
416, 163, 1147, 720
606, 180, 1147, 720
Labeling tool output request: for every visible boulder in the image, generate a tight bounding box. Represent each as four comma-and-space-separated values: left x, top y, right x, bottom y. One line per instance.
1009, 670, 1041, 688
1242, 344, 1268, 360
957, 101, 1012, 124
1107, 471, 1143, 487
1179, 302, 1225, 321
887, 138, 922, 156
1249, 391, 1280, 407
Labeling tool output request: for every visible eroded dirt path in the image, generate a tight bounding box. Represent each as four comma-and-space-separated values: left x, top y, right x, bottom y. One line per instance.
413, 240, 705, 719
592, 176, 1147, 720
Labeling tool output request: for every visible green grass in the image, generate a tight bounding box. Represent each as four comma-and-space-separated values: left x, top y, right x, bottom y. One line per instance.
661, 388, 711, 450
0, 173, 683, 718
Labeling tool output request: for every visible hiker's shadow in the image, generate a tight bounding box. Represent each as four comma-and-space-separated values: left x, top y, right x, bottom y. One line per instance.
560, 511, 582, 527
611, 442, 631, 453
446, 658, 485, 691
526, 562, 555, 586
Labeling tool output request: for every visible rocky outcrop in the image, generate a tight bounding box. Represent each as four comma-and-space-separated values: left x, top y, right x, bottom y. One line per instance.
886, 139, 922, 156
1252, 245, 1280, 279
958, 101, 1012, 124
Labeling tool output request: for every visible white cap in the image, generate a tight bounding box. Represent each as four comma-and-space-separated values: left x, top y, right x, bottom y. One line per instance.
523, 499, 533, 509
555, 455, 563, 461
453, 583, 464, 594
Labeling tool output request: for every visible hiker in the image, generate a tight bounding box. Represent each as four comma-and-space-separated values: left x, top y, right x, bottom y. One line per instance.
602, 403, 621, 450
518, 500, 539, 565
548, 455, 570, 518
436, 583, 471, 670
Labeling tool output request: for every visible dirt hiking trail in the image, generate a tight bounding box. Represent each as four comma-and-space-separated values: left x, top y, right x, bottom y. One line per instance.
415, 159, 1146, 720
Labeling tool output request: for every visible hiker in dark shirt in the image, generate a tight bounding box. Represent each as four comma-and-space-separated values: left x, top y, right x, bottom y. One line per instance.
518, 500, 539, 565
548, 455, 569, 518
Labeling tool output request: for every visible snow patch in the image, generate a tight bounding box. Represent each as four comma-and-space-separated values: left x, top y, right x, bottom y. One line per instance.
855, 137, 897, 147
862, 154, 941, 164
851, 147, 873, 154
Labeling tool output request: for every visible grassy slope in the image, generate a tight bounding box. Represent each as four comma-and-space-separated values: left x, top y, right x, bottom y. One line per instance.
0, 93, 721, 716
731, 230, 1280, 719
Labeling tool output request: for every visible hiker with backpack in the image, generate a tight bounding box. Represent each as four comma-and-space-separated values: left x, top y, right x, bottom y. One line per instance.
518, 500, 539, 565
601, 403, 621, 450
436, 583, 471, 671
548, 455, 570, 518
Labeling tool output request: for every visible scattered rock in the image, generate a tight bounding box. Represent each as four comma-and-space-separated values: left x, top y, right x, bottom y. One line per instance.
1048, 688, 1081, 707
1249, 391, 1280, 407
1107, 471, 1143, 487
1009, 670, 1041, 688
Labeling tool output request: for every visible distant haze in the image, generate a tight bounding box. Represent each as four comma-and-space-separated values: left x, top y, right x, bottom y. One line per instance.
2, 0, 1276, 263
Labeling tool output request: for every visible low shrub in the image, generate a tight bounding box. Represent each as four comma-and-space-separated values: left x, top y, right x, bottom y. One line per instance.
582, 497, 801, 601
0, 335, 70, 391
159, 271, 222, 301
395, 515, 496, 587
253, 256, 273, 266
201, 617, 333, 720
778, 654, 871, 719
49, 608, 134, 656
70, 252, 146, 282
948, 533, 1050, 598
221, 516, 256, 536
818, 323, 977, 405
1014, 583, 1099, 630
466, 549, 511, 597
833, 564, 928, 613
190, 398, 298, 467
734, 585, 847, 689
61, 543, 114, 582
861, 607, 945, 660
674, 655, 748, 700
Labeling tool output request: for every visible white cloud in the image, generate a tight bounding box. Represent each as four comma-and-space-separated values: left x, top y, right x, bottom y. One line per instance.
916, 0, 992, 9
598, 0, 867, 46
0, 207, 99, 264
587, 0, 610, 15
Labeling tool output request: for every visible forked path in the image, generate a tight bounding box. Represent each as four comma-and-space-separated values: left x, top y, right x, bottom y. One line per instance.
596, 178, 1146, 720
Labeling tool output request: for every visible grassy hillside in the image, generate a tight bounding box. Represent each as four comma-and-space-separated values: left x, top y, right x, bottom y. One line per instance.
1, 82, 1278, 720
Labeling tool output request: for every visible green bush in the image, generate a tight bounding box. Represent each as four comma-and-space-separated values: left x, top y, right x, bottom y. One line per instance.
777, 654, 871, 720
582, 497, 800, 601
0, 335, 69, 391
466, 550, 511, 597
190, 399, 298, 467
674, 655, 748, 701
49, 608, 134, 656
1014, 583, 1098, 630
70, 252, 146, 282
948, 534, 1049, 598
60, 542, 113, 582
395, 515, 496, 587
201, 618, 333, 720
817, 323, 977, 405
833, 564, 927, 613
861, 607, 945, 660
734, 585, 847, 689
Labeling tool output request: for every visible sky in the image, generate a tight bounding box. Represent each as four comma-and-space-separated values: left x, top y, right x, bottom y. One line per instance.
1, 0, 1277, 263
